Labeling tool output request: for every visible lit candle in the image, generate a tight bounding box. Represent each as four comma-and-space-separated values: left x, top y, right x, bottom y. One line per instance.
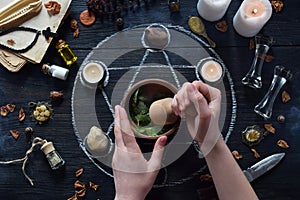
233, 0, 272, 37
197, 0, 232, 22
81, 62, 104, 88
198, 58, 224, 83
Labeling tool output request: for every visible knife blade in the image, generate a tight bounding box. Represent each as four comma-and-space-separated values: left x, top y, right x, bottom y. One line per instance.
243, 153, 285, 182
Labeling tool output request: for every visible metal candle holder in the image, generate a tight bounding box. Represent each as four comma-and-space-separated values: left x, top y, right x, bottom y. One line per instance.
242, 35, 274, 89
254, 65, 292, 119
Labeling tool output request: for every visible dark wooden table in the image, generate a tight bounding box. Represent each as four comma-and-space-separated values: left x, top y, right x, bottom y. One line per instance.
0, 1, 299, 199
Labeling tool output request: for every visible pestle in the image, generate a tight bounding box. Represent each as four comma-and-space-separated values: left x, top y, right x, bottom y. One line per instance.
149, 98, 178, 126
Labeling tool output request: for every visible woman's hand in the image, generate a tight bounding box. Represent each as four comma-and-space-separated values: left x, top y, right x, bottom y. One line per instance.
113, 105, 167, 200
172, 81, 222, 156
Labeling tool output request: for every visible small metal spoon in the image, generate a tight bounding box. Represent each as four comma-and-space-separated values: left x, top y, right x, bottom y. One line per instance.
188, 16, 216, 48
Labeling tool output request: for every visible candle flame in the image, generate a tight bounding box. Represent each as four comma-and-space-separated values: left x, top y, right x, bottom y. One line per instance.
252, 8, 258, 15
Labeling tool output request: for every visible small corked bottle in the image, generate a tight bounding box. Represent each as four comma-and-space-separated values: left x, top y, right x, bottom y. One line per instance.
40, 140, 65, 170
55, 39, 77, 66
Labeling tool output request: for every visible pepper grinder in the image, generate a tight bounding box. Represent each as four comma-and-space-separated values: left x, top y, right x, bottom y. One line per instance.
149, 98, 178, 126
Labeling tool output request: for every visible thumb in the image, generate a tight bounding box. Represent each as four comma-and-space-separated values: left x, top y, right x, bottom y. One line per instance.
148, 136, 167, 171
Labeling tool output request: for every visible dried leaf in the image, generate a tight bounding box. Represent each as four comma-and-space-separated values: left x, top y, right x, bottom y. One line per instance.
200, 174, 213, 182
19, 108, 26, 122
0, 106, 9, 116
249, 39, 255, 50
74, 180, 85, 190
76, 168, 84, 178
89, 181, 100, 191
264, 123, 275, 134
6, 104, 16, 112
67, 194, 78, 200
251, 148, 260, 158
10, 130, 19, 139
215, 20, 228, 32
7, 39, 16, 46
76, 188, 86, 197
282, 91, 291, 103
277, 139, 289, 148
271, 0, 283, 13
257, 53, 274, 62
73, 28, 79, 38
232, 150, 243, 160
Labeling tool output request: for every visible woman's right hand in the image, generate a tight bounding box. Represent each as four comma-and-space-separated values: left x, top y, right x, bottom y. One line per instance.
171, 81, 222, 156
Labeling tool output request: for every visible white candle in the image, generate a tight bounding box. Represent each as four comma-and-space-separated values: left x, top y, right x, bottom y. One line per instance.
198, 58, 223, 83
233, 0, 272, 37
197, 0, 232, 22
81, 62, 104, 87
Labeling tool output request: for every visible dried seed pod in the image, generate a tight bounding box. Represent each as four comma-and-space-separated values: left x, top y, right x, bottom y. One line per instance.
264, 123, 275, 134
89, 181, 99, 191
10, 130, 19, 139
251, 148, 260, 158
200, 174, 213, 182
75, 168, 84, 177
25, 127, 33, 135
232, 150, 243, 160
215, 20, 228, 32
19, 108, 26, 122
277, 115, 285, 123
277, 139, 289, 148
282, 91, 291, 103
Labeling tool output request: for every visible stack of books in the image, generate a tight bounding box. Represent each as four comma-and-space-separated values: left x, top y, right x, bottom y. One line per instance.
0, 0, 72, 72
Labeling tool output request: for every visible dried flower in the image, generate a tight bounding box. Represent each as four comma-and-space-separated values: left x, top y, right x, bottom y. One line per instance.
271, 0, 283, 13
76, 168, 84, 178
19, 108, 26, 122
242, 125, 265, 147
70, 19, 78, 30
232, 150, 243, 160
67, 194, 78, 200
277, 139, 289, 148
89, 181, 100, 191
10, 130, 19, 140
282, 91, 291, 103
249, 39, 255, 50
200, 174, 213, 182
1, 105, 9, 116
29, 102, 53, 124
7, 39, 16, 46
264, 123, 275, 134
251, 148, 260, 158
74, 180, 85, 190
215, 20, 228, 32
44, 1, 61, 15
76, 188, 86, 197
6, 104, 16, 112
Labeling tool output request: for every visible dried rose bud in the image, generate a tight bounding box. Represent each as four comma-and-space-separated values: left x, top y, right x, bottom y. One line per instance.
50, 91, 63, 101
75, 168, 84, 177
277, 139, 289, 148
282, 91, 291, 103
89, 181, 99, 191
10, 130, 19, 140
200, 174, 213, 182
19, 108, 26, 122
251, 148, 260, 158
232, 150, 243, 160
215, 20, 228, 32
264, 123, 275, 134
271, 0, 283, 13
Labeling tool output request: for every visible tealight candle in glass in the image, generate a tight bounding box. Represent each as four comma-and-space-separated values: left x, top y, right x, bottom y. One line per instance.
197, 57, 224, 83
81, 62, 105, 88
